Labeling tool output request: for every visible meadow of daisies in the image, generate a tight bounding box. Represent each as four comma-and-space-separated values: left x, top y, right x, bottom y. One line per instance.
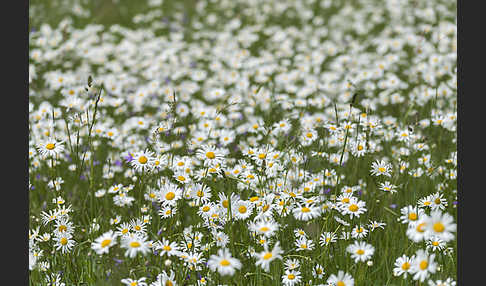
29, 0, 457, 285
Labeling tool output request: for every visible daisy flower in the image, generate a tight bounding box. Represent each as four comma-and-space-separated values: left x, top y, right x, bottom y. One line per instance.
409, 249, 437, 282
398, 205, 425, 225
155, 237, 180, 257
232, 199, 254, 220
255, 242, 283, 272
121, 233, 151, 258
378, 181, 397, 194
130, 218, 148, 234
281, 269, 302, 286
368, 220, 386, 231
346, 241, 375, 263
292, 204, 321, 221
370, 160, 392, 177
196, 145, 225, 167
326, 270, 354, 286
151, 271, 176, 286
213, 231, 230, 247
130, 149, 155, 172
284, 258, 300, 271
319, 232, 338, 246
189, 183, 212, 204
293, 228, 307, 239
295, 236, 315, 251
116, 222, 132, 237
393, 254, 414, 278
341, 197, 367, 219
429, 192, 448, 211
91, 230, 117, 255
37, 138, 65, 158
54, 232, 75, 254
427, 278, 456, 286
425, 236, 447, 252
159, 181, 183, 207
207, 248, 242, 276
53, 216, 74, 236
424, 210, 457, 242
184, 251, 206, 270
350, 140, 367, 157
301, 128, 318, 146
312, 264, 325, 279
406, 216, 429, 242
173, 169, 191, 184
351, 225, 368, 239
273, 119, 292, 134
121, 277, 147, 286
249, 219, 279, 238
159, 205, 176, 219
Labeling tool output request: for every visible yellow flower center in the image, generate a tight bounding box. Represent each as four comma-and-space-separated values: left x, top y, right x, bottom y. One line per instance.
258, 153, 266, 159
239, 205, 247, 213
222, 200, 229, 208
337, 281, 345, 286
348, 204, 359, 212
165, 281, 173, 286
101, 239, 111, 248
287, 274, 296, 280
165, 192, 175, 200
301, 207, 311, 213
434, 198, 441, 204
356, 249, 365, 255
342, 198, 350, 203
432, 241, 439, 246
130, 241, 141, 248
134, 225, 141, 231
250, 196, 259, 202
220, 259, 231, 266
58, 225, 67, 232
306, 132, 313, 138
357, 145, 363, 151
260, 227, 270, 232
263, 252, 272, 260
163, 245, 172, 251
177, 176, 186, 181
46, 143, 55, 150
60, 237, 68, 245
401, 262, 410, 270
262, 204, 270, 212
433, 222, 445, 233
202, 206, 210, 212
378, 167, 386, 173
206, 151, 215, 159
408, 213, 418, 220
138, 156, 148, 164
416, 223, 426, 233
419, 260, 428, 270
